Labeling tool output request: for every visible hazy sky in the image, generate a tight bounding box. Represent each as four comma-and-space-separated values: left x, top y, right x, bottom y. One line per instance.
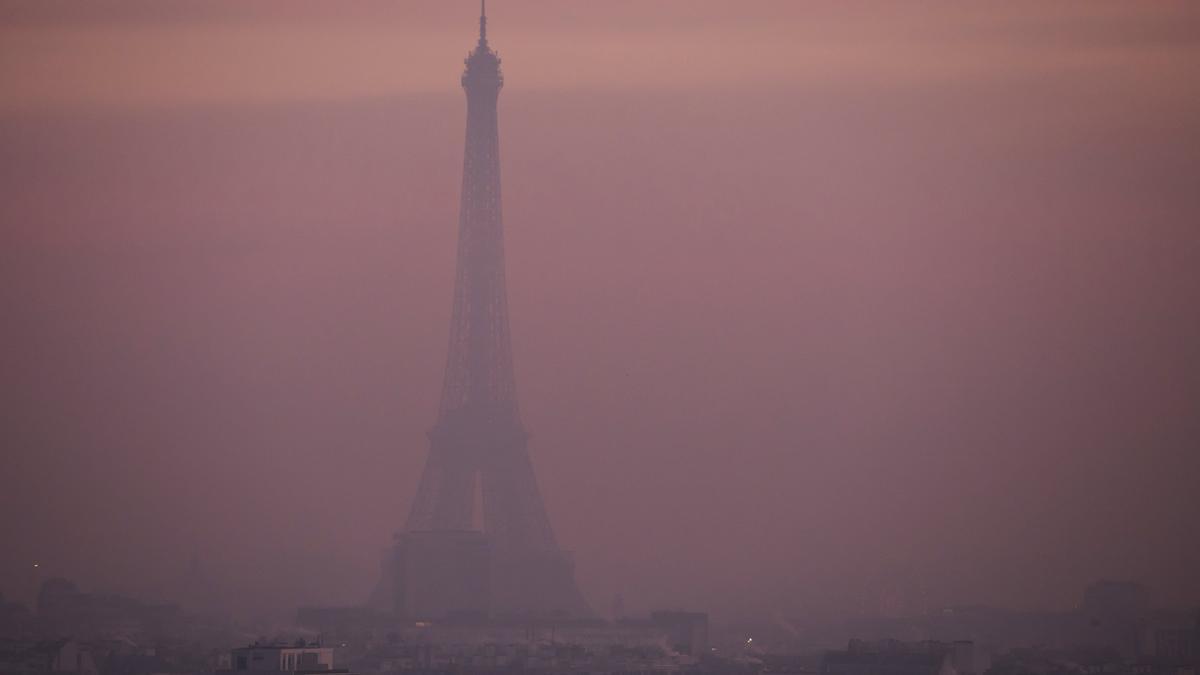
2, 1, 1199, 621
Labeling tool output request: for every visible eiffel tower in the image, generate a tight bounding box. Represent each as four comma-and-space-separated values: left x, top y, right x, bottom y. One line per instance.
375, 2, 590, 620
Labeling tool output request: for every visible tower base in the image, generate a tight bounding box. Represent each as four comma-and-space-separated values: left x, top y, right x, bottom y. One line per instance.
374, 532, 591, 620
395, 530, 491, 620
491, 546, 591, 619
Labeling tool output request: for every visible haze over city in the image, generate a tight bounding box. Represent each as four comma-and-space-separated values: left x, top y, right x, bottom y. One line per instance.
2, 0, 1198, 631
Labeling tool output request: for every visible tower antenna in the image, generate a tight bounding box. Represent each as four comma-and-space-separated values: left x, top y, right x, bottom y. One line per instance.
479, 0, 487, 45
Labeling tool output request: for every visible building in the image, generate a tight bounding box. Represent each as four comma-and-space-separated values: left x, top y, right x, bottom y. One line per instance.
1079, 580, 1152, 658
648, 611, 710, 658
0, 639, 98, 675
822, 639, 983, 675
1140, 611, 1200, 667
226, 642, 346, 674
32, 578, 183, 643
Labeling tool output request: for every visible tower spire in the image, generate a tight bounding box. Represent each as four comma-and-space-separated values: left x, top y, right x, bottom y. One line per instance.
479, 0, 487, 46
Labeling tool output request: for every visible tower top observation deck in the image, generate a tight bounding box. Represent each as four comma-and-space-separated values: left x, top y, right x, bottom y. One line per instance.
464, 0, 502, 89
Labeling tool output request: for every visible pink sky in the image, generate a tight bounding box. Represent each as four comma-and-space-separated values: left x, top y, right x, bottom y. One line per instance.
2, 1, 1198, 620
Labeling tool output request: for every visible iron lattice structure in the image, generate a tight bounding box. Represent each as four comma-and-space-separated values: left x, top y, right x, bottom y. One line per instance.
398, 3, 590, 616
